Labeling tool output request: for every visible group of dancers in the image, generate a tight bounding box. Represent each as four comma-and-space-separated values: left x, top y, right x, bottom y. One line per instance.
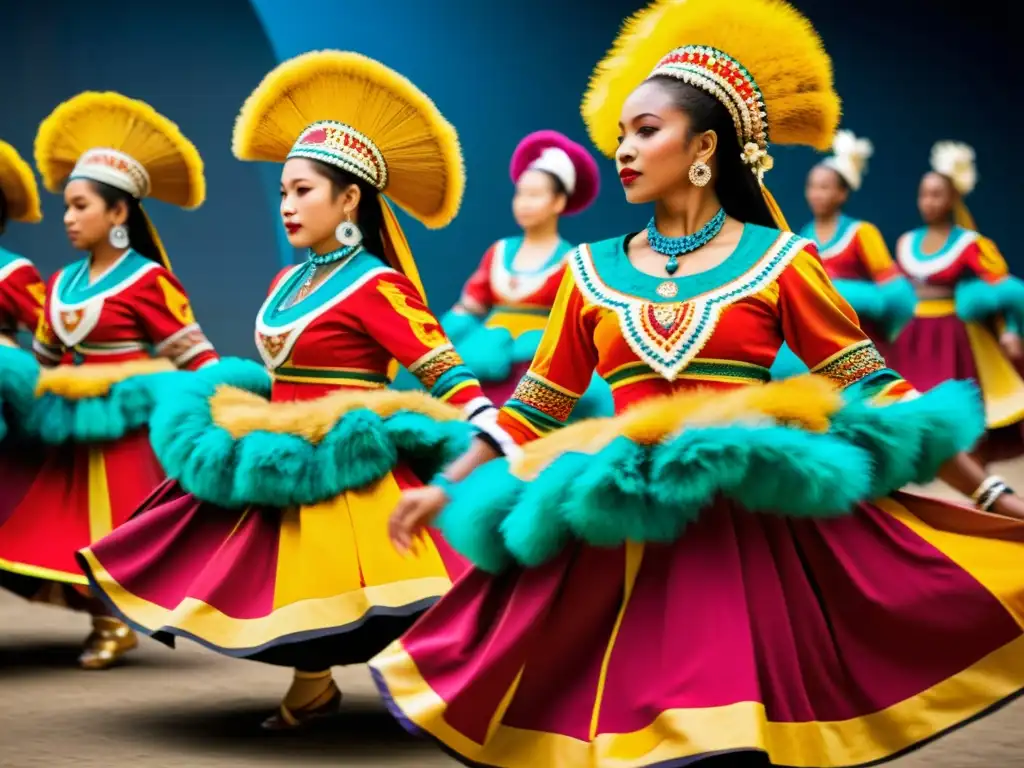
2, 0, 1024, 765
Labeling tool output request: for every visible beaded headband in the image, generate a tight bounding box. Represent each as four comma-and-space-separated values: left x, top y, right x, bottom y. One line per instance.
68, 147, 151, 199
648, 45, 772, 180
287, 120, 389, 191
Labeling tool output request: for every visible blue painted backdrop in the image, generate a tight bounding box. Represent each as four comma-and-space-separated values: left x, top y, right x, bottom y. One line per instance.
0, 0, 1013, 358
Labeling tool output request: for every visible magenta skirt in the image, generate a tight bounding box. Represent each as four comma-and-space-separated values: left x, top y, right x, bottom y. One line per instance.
889, 315, 1024, 461
371, 492, 1024, 767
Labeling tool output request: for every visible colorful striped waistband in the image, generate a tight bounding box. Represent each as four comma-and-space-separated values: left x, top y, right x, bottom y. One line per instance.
272, 365, 389, 388
605, 359, 772, 389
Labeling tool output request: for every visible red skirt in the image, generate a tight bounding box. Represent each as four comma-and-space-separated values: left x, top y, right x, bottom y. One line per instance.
889, 314, 1024, 462
371, 492, 1024, 767
78, 463, 468, 669
0, 430, 163, 600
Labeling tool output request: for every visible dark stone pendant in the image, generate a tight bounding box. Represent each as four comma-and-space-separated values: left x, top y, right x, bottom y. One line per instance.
665, 256, 679, 275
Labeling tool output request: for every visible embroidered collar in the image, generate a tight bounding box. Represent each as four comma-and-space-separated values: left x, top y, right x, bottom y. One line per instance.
897, 226, 977, 280
799, 215, 859, 259
572, 224, 806, 380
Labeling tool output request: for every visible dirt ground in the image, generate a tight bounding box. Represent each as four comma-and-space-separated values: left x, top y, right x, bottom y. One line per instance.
2, 471, 1024, 767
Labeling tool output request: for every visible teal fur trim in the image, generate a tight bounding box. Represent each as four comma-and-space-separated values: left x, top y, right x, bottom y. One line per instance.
440, 309, 483, 346
956, 276, 1024, 325
572, 374, 615, 419
832, 279, 886, 320
438, 380, 982, 572
769, 343, 809, 379
0, 352, 270, 445
878, 277, 917, 339
150, 378, 476, 509
437, 459, 522, 573
0, 347, 38, 440
510, 330, 543, 364
457, 325, 514, 382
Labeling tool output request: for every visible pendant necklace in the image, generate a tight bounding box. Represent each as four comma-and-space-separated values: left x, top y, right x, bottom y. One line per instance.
646, 208, 726, 275
287, 244, 362, 308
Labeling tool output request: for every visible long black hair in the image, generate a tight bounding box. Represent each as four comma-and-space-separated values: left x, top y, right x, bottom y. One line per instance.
305, 159, 386, 258
82, 180, 164, 265
646, 75, 776, 228
0, 188, 8, 236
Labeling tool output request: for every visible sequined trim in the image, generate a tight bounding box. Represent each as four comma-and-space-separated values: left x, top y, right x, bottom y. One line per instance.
812, 340, 886, 388
509, 372, 578, 423
408, 345, 462, 390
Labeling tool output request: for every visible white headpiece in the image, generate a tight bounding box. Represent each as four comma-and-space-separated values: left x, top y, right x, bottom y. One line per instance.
527, 147, 577, 195
930, 141, 977, 196
68, 148, 151, 199
821, 130, 873, 191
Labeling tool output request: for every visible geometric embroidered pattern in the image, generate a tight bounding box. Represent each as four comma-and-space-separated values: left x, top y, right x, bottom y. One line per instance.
570, 233, 807, 381
509, 372, 579, 423
812, 339, 886, 389
409, 345, 463, 390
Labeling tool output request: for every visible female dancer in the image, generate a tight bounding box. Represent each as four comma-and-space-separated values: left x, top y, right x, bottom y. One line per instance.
888, 141, 1024, 465
773, 130, 914, 377
372, 1, 1024, 766
442, 130, 608, 413
78, 51, 508, 730
0, 92, 229, 670
0, 139, 45, 347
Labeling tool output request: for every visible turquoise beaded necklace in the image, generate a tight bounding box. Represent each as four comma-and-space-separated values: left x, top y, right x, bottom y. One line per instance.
283, 243, 362, 308
646, 208, 726, 275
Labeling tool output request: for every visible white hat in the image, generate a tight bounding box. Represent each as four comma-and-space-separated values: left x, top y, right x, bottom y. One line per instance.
527, 146, 577, 195
930, 141, 977, 196
68, 147, 151, 199
821, 130, 873, 191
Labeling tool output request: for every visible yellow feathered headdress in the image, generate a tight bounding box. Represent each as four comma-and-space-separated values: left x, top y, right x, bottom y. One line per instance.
232, 50, 466, 300
34, 92, 206, 269
0, 140, 42, 225
582, 0, 841, 229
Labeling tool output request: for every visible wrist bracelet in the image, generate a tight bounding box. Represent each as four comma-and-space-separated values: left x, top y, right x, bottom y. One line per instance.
978, 482, 1013, 512
972, 475, 1006, 503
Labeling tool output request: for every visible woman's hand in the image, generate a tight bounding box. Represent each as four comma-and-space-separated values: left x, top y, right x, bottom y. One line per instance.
990, 491, 1024, 521
388, 485, 450, 554
1000, 331, 1023, 362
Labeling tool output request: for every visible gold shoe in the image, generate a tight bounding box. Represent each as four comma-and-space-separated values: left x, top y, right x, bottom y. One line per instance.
261, 682, 342, 731
78, 617, 138, 670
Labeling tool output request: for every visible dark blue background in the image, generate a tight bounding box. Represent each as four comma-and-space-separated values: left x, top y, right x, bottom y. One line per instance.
0, 0, 1012, 357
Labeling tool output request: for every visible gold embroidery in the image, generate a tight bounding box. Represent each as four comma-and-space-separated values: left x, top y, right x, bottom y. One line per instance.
376, 280, 445, 348
813, 341, 885, 388
157, 275, 196, 326
410, 347, 462, 389
511, 373, 578, 423
35, 315, 57, 345
159, 328, 210, 366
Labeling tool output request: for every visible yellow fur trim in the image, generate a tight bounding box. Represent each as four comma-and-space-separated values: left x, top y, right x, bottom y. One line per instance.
0, 140, 42, 223
209, 386, 463, 443
582, 0, 840, 158
34, 92, 205, 209
232, 50, 464, 229
513, 375, 840, 480
35, 358, 175, 399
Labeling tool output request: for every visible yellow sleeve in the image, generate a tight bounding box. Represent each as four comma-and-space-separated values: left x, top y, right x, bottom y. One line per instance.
855, 223, 900, 283
497, 268, 599, 444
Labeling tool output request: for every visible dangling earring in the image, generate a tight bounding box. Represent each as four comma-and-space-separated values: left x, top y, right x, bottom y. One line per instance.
688, 161, 712, 188
109, 224, 130, 249
335, 217, 362, 248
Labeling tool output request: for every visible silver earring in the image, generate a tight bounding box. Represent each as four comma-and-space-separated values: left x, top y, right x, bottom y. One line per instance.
109, 224, 130, 249
335, 218, 362, 247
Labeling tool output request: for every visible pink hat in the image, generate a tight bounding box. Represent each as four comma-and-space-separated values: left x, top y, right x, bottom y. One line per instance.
509, 130, 600, 216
